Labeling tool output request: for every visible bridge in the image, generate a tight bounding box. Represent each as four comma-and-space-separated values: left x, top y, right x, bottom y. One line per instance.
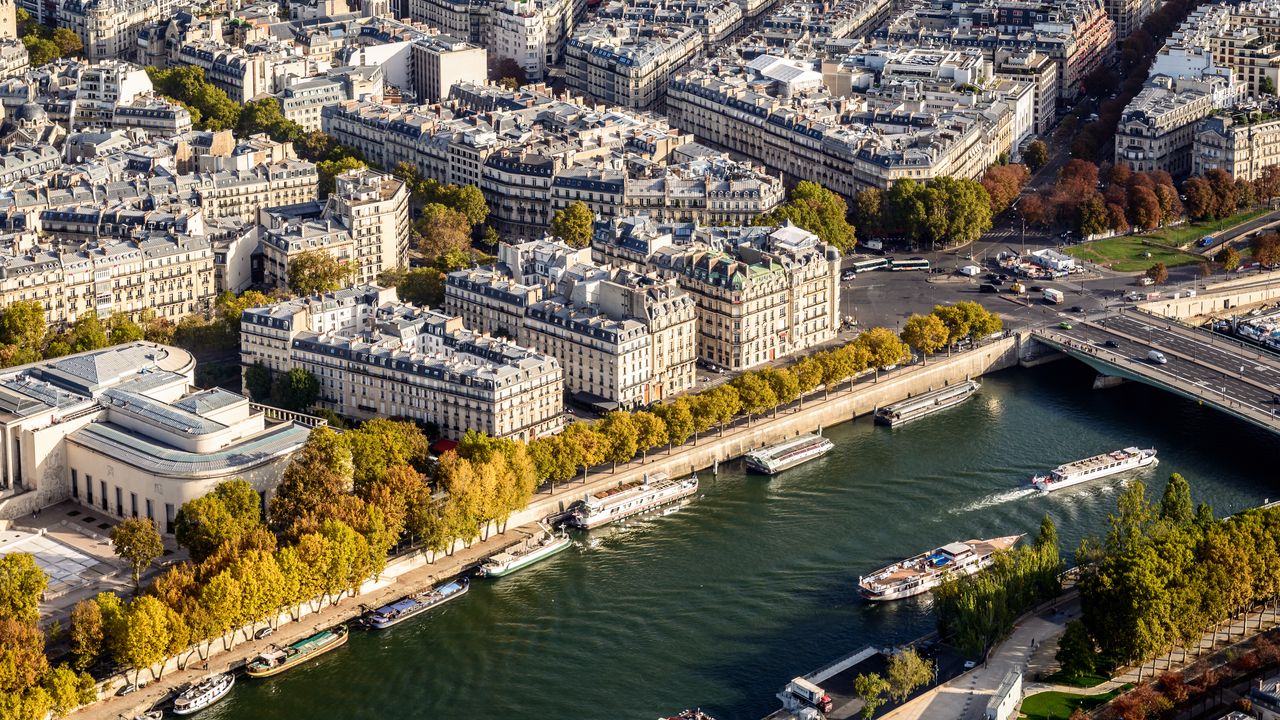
1031, 310, 1280, 433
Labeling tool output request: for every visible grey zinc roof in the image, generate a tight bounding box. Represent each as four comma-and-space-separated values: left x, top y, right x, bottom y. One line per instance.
172, 388, 244, 417
44, 346, 168, 392
67, 421, 311, 478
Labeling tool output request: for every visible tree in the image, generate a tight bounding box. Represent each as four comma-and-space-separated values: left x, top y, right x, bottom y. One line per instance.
631, 411, 667, 461
109, 519, 163, 591
1205, 168, 1238, 218
900, 314, 948, 358
550, 201, 595, 248
597, 411, 639, 469
1077, 193, 1110, 237
492, 58, 528, 87
1056, 620, 1098, 680
0, 553, 46, 624
22, 37, 60, 66
107, 313, 145, 344
732, 372, 778, 422
886, 648, 934, 702
269, 427, 360, 540
885, 179, 927, 238
1183, 176, 1217, 221
68, 312, 109, 353
119, 596, 171, 682
236, 98, 303, 142
417, 203, 473, 260
857, 327, 910, 370
853, 672, 891, 719
42, 664, 95, 717
345, 418, 431, 489
1128, 186, 1162, 231
174, 479, 264, 563
287, 250, 353, 296
0, 300, 46, 361
272, 367, 320, 411
244, 362, 273, 402
652, 399, 694, 448
981, 164, 1030, 215
0, 617, 48, 695
1145, 262, 1169, 285
853, 188, 882, 236
1217, 246, 1242, 272
1024, 140, 1049, 173
69, 600, 103, 672
1019, 194, 1048, 227
146, 65, 240, 131
1252, 232, 1280, 267
1035, 514, 1059, 553
1159, 473, 1194, 526
760, 181, 858, 251
792, 356, 824, 401
559, 422, 605, 480
317, 156, 367, 197
759, 367, 800, 412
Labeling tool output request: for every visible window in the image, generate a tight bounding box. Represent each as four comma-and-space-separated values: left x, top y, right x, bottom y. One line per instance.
146, 499, 153, 520
86, 474, 93, 504
115, 487, 122, 516
130, 492, 137, 518
165, 503, 175, 535
100, 481, 107, 511
71, 470, 78, 499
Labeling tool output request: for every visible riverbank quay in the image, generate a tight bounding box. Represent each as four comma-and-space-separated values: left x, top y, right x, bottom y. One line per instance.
66, 337, 1020, 720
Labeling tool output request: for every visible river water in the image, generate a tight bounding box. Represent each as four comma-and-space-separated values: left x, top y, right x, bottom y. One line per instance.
210, 362, 1277, 720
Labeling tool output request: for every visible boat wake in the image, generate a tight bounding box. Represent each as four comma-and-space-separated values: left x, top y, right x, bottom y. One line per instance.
949, 486, 1039, 514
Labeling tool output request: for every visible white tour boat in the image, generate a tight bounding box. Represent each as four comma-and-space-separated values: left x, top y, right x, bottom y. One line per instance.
568, 472, 698, 529
859, 535, 1023, 601
743, 433, 835, 475
1030, 447, 1158, 492
173, 673, 234, 715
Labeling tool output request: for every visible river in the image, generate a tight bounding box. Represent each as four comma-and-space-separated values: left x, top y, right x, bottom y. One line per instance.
208, 362, 1277, 720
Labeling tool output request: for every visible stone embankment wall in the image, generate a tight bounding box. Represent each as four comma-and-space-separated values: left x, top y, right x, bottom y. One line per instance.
1141, 270, 1280, 321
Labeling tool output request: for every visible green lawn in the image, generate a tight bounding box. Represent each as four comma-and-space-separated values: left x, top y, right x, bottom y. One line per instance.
1064, 236, 1204, 272
1139, 208, 1271, 248
1044, 671, 1110, 688
1019, 688, 1124, 720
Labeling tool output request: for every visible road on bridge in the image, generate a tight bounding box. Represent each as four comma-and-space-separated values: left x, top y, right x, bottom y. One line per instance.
1041, 311, 1280, 426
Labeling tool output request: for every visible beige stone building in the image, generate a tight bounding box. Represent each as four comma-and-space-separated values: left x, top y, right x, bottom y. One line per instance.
0, 343, 314, 528
0, 233, 215, 326
240, 286, 564, 440
329, 169, 410, 286
1192, 110, 1280, 182
1115, 74, 1245, 174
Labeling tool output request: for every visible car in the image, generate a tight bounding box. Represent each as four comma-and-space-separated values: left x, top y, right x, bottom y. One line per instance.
985, 272, 999, 281
841, 270, 856, 281
254, 626, 275, 640
998, 274, 1011, 282
1070, 305, 1085, 313
117, 682, 146, 697
1103, 340, 1119, 348
1058, 322, 1073, 329
1029, 285, 1043, 292
980, 283, 999, 294
989, 279, 1004, 286
963, 660, 978, 670
1147, 350, 1168, 365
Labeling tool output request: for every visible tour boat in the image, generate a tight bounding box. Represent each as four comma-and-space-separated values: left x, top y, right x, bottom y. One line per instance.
743, 433, 835, 475
245, 624, 348, 678
874, 380, 981, 427
859, 535, 1023, 601
478, 528, 572, 577
173, 673, 234, 715
1030, 447, 1158, 492
568, 472, 699, 529
359, 578, 470, 630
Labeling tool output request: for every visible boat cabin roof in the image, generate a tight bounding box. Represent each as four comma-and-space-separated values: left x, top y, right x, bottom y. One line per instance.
486, 552, 515, 565
940, 542, 973, 556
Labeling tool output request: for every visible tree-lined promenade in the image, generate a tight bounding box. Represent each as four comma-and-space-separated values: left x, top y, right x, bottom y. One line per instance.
0, 306, 1007, 720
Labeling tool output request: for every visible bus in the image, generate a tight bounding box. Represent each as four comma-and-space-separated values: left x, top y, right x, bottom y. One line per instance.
848, 257, 890, 274
889, 257, 931, 272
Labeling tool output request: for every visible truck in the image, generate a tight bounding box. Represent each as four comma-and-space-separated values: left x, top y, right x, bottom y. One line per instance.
1043, 288, 1065, 304
959, 265, 982, 277
783, 678, 833, 714
862, 239, 884, 252
1144, 291, 1162, 301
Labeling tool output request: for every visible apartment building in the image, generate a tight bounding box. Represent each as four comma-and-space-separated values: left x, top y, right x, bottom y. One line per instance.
329, 169, 410, 285
0, 342, 314, 526
0, 232, 214, 325
410, 35, 487, 102
72, 60, 153, 130
60, 0, 182, 61
1152, 2, 1280, 98
408, 0, 488, 44
594, 219, 841, 372
489, 0, 582, 81
1115, 73, 1245, 174
994, 49, 1059, 136
565, 22, 704, 109
280, 78, 345, 132
240, 286, 564, 440
594, 0, 743, 43
1104, 0, 1156, 43
1192, 109, 1280, 181
111, 95, 193, 135
444, 242, 697, 407
200, 160, 320, 223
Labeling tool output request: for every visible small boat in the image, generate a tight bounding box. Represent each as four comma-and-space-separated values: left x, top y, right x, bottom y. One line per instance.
359, 578, 469, 630
568, 472, 699, 529
134, 712, 164, 720
173, 673, 234, 715
859, 535, 1023, 601
245, 624, 348, 678
875, 380, 980, 427
662, 711, 717, 720
478, 528, 571, 578
743, 433, 835, 475
1031, 447, 1157, 492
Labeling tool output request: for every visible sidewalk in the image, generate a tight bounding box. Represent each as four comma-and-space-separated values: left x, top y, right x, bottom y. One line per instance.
883, 601, 1080, 720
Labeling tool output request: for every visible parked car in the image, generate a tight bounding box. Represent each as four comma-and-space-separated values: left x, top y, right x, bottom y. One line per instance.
1104, 340, 1119, 348
117, 682, 146, 697
254, 626, 275, 640
1069, 305, 1085, 313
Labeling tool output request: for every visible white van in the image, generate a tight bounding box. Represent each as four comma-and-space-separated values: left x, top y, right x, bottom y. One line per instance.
1147, 350, 1168, 365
